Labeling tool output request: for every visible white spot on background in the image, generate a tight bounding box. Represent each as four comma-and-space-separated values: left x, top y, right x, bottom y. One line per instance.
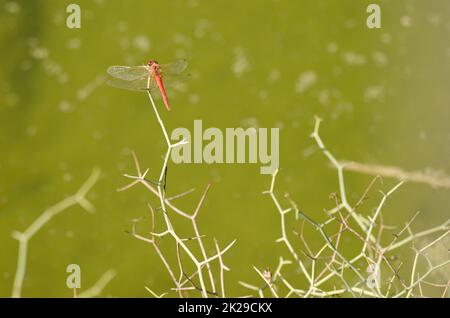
331, 102, 353, 119
400, 15, 413, 28
316, 88, 342, 107
332, 66, 342, 77
26, 126, 37, 137
195, 19, 212, 38
52, 11, 64, 25
58, 100, 74, 112
133, 35, 151, 52
302, 145, 315, 158
66, 38, 82, 50
63, 173, 73, 183
28, 39, 69, 83
372, 51, 388, 67
343, 52, 366, 65
117, 21, 128, 33
116, 162, 125, 172
171, 80, 187, 93
419, 130, 428, 141
5, 1, 20, 14
58, 162, 68, 170
232, 48, 250, 77
267, 69, 280, 84
77, 75, 105, 101
427, 14, 442, 27
344, 19, 356, 29
274, 121, 284, 129
258, 90, 268, 101
30, 46, 49, 60
92, 131, 103, 141
43, 60, 68, 83
173, 33, 192, 47
381, 33, 391, 44
121, 147, 131, 156
188, 94, 200, 105
295, 71, 317, 93
326, 42, 338, 54
318, 89, 330, 105
188, 0, 200, 7
240, 117, 260, 129
364, 86, 385, 103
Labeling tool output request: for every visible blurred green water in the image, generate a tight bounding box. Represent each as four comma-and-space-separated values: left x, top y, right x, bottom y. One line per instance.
0, 0, 449, 297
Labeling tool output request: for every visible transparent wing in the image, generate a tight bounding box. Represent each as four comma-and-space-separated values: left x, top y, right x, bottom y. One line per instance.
160, 59, 188, 77
107, 65, 149, 80
107, 77, 156, 91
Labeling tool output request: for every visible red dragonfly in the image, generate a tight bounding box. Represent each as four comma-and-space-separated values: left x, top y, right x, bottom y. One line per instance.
107, 59, 188, 111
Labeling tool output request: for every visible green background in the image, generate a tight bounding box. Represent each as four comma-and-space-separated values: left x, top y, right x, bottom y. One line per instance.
0, 0, 449, 297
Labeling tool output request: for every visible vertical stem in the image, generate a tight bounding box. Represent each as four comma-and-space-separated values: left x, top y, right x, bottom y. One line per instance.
145, 90, 209, 298
12, 239, 27, 298
147, 91, 170, 147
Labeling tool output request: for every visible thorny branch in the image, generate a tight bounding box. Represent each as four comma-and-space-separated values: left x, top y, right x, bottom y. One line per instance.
121, 96, 448, 298
11, 169, 114, 298
240, 117, 449, 298
119, 91, 235, 298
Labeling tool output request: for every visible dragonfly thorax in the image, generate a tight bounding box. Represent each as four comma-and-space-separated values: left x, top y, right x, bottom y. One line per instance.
148, 60, 162, 77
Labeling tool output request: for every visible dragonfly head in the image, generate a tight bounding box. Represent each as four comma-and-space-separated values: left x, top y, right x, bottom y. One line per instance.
148, 60, 158, 67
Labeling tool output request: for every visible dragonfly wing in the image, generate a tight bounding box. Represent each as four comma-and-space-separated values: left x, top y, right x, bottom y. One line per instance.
107, 65, 149, 80
160, 59, 188, 76
107, 77, 156, 91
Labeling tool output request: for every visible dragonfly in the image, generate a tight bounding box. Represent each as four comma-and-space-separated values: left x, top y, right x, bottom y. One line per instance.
107, 59, 188, 111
